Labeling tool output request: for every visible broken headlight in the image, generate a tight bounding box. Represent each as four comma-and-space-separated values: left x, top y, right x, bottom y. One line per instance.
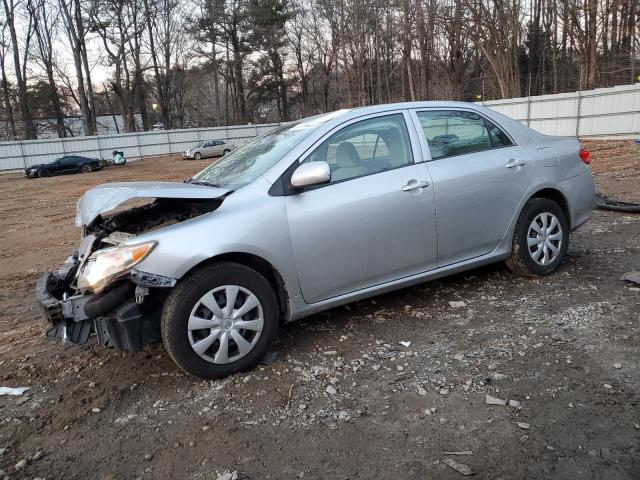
77, 241, 156, 293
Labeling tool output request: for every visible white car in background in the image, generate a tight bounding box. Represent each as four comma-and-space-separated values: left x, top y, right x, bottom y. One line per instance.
183, 140, 235, 160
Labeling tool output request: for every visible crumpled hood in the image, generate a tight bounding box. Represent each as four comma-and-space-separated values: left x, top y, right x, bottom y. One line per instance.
75, 181, 231, 226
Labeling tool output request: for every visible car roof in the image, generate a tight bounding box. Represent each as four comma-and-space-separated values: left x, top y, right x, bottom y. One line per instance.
305, 100, 540, 142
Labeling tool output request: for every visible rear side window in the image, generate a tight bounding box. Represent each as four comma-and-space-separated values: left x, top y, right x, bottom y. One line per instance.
486, 121, 514, 147
303, 113, 413, 183
417, 110, 511, 159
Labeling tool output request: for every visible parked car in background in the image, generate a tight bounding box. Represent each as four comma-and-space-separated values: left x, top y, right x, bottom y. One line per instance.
183, 140, 235, 160
25, 156, 102, 178
36, 101, 594, 379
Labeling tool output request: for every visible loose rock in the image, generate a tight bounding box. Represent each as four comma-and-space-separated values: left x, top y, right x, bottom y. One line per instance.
443, 458, 473, 476
485, 394, 507, 406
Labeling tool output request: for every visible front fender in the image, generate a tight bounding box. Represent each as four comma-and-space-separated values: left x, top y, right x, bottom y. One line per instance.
132, 179, 301, 298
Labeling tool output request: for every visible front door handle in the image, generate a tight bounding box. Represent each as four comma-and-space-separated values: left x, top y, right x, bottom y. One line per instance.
402, 179, 429, 191
506, 159, 526, 168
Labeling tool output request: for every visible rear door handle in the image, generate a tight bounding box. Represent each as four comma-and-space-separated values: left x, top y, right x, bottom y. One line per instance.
402, 179, 429, 191
506, 159, 526, 168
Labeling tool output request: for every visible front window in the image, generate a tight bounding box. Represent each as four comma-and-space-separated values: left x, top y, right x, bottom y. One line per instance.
190, 122, 319, 189
302, 113, 413, 183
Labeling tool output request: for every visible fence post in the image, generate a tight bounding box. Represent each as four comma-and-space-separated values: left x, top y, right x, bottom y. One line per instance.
575, 89, 583, 137
96, 133, 102, 160
137, 132, 143, 159
526, 73, 532, 127
19, 140, 26, 169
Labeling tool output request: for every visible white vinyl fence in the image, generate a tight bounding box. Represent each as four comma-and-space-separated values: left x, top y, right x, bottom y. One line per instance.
480, 83, 640, 138
1, 83, 639, 172
0, 123, 281, 171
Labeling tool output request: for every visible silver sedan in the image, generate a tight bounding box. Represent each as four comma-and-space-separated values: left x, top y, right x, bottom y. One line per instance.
37, 102, 594, 379
183, 139, 235, 160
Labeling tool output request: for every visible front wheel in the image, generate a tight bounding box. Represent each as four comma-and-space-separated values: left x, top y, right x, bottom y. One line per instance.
222, 149, 230, 156
194, 152, 202, 160
81, 164, 92, 173
37, 169, 50, 178
161, 262, 279, 379
506, 198, 569, 277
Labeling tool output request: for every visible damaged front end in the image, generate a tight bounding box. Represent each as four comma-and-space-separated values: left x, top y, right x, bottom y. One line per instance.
36, 181, 230, 352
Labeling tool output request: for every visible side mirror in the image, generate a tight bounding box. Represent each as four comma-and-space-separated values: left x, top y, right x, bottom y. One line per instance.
290, 161, 331, 189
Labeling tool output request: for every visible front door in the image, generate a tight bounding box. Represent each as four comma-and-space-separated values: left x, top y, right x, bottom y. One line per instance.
412, 109, 533, 266
285, 112, 437, 304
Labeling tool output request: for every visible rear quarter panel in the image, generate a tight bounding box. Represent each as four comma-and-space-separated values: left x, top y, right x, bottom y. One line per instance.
529, 135, 594, 229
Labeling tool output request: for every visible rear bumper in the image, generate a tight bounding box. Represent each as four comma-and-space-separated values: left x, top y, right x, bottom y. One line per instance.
558, 171, 595, 231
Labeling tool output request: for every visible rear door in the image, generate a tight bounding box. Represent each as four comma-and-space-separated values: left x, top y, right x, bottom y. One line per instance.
411, 109, 533, 266
285, 111, 438, 303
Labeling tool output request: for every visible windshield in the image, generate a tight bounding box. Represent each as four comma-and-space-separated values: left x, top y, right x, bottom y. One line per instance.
191, 142, 204, 149
190, 122, 317, 189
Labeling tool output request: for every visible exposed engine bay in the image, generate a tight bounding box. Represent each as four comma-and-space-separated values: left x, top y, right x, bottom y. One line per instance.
87, 197, 223, 240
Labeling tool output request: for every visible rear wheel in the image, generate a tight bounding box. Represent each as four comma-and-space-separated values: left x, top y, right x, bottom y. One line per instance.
37, 169, 50, 178
506, 198, 569, 277
81, 164, 92, 173
161, 262, 279, 379
194, 152, 202, 160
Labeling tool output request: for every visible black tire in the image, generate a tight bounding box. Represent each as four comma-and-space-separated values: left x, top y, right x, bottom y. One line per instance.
223, 149, 230, 155
81, 164, 92, 173
506, 198, 569, 277
161, 262, 279, 379
37, 169, 50, 178
194, 152, 202, 160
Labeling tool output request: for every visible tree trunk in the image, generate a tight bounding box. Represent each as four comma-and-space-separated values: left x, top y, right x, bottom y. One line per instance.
3, 0, 37, 139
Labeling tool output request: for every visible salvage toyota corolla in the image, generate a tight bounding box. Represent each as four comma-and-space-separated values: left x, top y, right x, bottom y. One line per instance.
35, 102, 595, 379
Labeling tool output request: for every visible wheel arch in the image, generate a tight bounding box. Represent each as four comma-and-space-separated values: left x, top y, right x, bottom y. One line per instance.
527, 187, 571, 228
181, 252, 290, 322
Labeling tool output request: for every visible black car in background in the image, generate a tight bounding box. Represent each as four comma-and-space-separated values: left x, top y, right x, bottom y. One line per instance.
25, 156, 102, 178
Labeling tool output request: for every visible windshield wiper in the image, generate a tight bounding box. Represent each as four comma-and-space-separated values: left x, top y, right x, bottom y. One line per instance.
190, 180, 222, 188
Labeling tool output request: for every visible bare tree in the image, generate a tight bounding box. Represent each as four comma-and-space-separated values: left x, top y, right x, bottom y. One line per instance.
59, 0, 97, 135
0, 19, 16, 138
2, 0, 37, 138
28, 0, 66, 137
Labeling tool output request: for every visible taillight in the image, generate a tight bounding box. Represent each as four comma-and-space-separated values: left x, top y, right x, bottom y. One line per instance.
579, 149, 591, 165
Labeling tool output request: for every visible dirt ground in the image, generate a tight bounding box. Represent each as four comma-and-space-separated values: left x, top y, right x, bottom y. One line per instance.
0, 141, 639, 479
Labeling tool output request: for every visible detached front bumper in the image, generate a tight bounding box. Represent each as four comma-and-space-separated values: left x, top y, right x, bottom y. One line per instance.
35, 265, 169, 352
